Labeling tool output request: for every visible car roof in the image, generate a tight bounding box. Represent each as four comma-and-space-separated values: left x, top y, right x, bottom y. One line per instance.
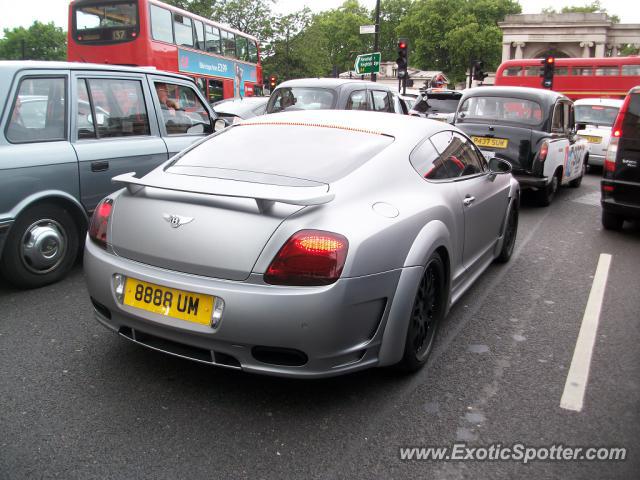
275, 78, 390, 90
0, 60, 193, 82
238, 109, 449, 143
574, 98, 624, 107
459, 86, 569, 105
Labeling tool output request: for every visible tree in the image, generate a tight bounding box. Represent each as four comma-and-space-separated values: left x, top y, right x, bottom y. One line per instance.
0, 21, 67, 61
541, 1, 620, 23
397, 0, 521, 82
376, 0, 413, 62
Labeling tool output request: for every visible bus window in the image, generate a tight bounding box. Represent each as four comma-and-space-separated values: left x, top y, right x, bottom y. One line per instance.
572, 67, 592, 76
193, 20, 205, 50
195, 77, 206, 96
555, 67, 568, 76
524, 66, 541, 77
221, 30, 236, 58
236, 36, 248, 62
622, 65, 640, 76
595, 66, 620, 76
73, 1, 138, 43
502, 67, 521, 77
208, 79, 224, 104
150, 4, 173, 43
205, 25, 221, 54
173, 13, 193, 47
248, 40, 258, 64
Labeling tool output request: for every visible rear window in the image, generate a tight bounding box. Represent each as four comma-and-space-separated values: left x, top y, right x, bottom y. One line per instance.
457, 96, 543, 126
267, 88, 336, 113
413, 94, 461, 114
575, 105, 620, 127
173, 124, 394, 183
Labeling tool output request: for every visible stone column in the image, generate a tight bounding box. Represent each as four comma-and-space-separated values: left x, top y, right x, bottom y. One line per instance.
513, 42, 526, 60
502, 42, 512, 62
595, 42, 605, 57
580, 41, 594, 58
608, 44, 619, 57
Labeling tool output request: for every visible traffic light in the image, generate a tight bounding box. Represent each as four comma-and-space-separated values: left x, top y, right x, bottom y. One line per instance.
269, 75, 277, 90
541, 55, 555, 89
396, 39, 408, 78
473, 61, 488, 82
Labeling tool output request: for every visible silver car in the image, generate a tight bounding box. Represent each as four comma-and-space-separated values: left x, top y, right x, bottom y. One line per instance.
84, 110, 519, 378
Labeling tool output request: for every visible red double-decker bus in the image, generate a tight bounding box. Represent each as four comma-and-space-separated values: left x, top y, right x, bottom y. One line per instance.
67, 0, 262, 103
494, 56, 640, 100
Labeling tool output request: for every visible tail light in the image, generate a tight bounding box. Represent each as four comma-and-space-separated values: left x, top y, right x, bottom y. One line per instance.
264, 230, 349, 286
538, 141, 549, 162
89, 198, 113, 249
611, 92, 631, 138
604, 137, 618, 173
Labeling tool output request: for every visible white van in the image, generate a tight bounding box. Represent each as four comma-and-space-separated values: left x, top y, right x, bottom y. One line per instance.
574, 98, 623, 168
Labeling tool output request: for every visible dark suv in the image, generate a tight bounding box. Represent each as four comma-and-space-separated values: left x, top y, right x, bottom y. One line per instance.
601, 86, 640, 230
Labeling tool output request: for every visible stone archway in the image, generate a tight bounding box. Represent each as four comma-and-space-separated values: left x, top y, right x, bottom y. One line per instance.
533, 48, 571, 59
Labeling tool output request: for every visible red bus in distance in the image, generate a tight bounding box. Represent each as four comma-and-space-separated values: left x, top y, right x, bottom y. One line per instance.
494, 57, 640, 100
67, 0, 262, 103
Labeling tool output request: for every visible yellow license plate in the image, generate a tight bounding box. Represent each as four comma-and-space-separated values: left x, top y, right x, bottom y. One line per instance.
583, 135, 602, 144
123, 278, 214, 326
472, 136, 509, 149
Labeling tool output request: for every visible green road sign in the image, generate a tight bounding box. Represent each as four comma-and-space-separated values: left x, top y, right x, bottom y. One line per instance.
354, 52, 381, 75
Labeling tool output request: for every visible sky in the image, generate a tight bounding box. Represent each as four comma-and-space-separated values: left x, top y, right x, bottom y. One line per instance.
1, 0, 639, 36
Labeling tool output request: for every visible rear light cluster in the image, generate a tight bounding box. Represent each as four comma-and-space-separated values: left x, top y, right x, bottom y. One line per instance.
611, 92, 631, 138
538, 141, 549, 162
604, 137, 618, 173
89, 198, 113, 249
265, 230, 349, 286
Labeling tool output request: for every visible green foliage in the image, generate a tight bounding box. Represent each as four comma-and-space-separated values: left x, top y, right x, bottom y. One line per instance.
619, 44, 640, 56
163, 0, 216, 18
541, 1, 620, 23
397, 0, 521, 82
0, 21, 67, 61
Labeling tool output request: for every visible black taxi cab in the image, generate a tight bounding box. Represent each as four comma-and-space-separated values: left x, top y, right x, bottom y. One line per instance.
454, 86, 588, 206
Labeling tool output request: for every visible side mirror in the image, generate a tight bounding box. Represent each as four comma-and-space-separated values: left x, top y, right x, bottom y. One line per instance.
575, 122, 586, 131
488, 157, 512, 174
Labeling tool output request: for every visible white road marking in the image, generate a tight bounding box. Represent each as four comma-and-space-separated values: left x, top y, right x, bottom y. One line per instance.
560, 253, 612, 412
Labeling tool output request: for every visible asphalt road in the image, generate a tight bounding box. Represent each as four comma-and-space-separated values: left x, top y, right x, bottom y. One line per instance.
1, 172, 638, 479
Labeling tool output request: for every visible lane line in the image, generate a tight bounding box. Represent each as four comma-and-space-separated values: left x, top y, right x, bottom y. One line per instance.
560, 253, 612, 412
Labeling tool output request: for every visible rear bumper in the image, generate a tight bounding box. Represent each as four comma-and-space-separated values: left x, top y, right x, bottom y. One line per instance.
588, 153, 605, 166
513, 173, 548, 190
601, 198, 640, 219
84, 238, 408, 378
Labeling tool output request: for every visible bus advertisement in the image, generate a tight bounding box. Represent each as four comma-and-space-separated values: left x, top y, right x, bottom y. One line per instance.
494, 56, 640, 100
67, 0, 262, 104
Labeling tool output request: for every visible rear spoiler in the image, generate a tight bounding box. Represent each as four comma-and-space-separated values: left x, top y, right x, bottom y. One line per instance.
112, 172, 334, 212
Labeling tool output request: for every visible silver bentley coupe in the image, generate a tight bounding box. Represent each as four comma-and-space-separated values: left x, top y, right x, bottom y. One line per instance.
84, 110, 519, 378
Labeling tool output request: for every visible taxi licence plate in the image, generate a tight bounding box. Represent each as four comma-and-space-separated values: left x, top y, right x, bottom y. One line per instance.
123, 277, 214, 326
472, 136, 509, 149
582, 135, 602, 144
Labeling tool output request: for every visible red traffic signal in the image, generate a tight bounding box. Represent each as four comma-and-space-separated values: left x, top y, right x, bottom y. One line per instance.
398, 41, 407, 49
546, 56, 555, 64
269, 75, 277, 88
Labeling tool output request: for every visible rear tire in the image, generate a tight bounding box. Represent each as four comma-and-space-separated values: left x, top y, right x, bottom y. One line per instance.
0, 204, 79, 289
397, 252, 446, 373
602, 210, 624, 231
536, 172, 560, 206
495, 202, 518, 263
